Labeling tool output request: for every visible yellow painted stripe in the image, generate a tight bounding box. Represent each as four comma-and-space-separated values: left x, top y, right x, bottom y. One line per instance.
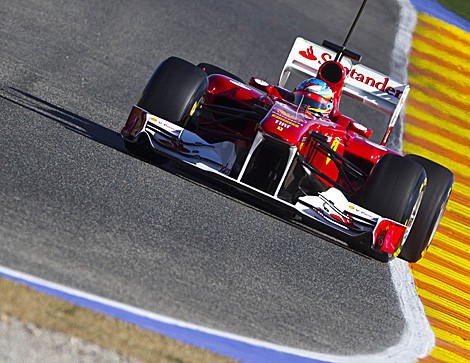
413, 270, 470, 303
425, 250, 470, 283
446, 200, 470, 220
407, 87, 470, 125
435, 231, 470, 255
412, 31, 470, 63
411, 38, 470, 74
409, 12, 470, 363
429, 246, 470, 271
405, 123, 470, 158
404, 135, 469, 167
439, 216, 470, 239
410, 56, 470, 88
440, 217, 470, 237
409, 62, 469, 96
418, 13, 470, 45
420, 300, 470, 336
432, 324, 470, 350
429, 241, 470, 268
417, 258, 470, 289
430, 343, 470, 363
403, 141, 470, 174
405, 104, 470, 138
408, 75, 470, 109
412, 262, 470, 299
414, 32, 470, 58
452, 182, 470, 197
444, 211, 470, 231
407, 83, 470, 125
403, 143, 470, 178
414, 22, 470, 51
408, 72, 465, 92
446, 199, 470, 220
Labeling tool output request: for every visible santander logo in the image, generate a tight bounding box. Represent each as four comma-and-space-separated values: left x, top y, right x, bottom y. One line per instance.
299, 46, 317, 61
298, 47, 404, 99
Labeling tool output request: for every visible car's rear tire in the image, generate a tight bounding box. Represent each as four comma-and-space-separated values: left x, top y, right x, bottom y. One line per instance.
197, 63, 244, 83
357, 154, 427, 260
138, 57, 208, 126
398, 155, 453, 262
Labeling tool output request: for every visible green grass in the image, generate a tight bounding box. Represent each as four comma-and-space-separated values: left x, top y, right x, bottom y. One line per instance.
436, 0, 470, 20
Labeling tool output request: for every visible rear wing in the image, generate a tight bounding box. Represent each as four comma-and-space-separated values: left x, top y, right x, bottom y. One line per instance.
279, 37, 410, 145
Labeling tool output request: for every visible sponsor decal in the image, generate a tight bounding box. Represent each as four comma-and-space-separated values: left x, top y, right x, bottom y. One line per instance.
271, 108, 306, 132
298, 46, 404, 99
299, 45, 317, 61
273, 109, 304, 125
348, 204, 377, 220
272, 115, 300, 129
274, 120, 289, 132
148, 116, 183, 133
158, 139, 190, 153
348, 69, 404, 99
276, 109, 296, 119
298, 46, 337, 67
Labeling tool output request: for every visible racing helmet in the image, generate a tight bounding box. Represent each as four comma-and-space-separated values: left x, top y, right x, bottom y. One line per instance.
294, 78, 333, 116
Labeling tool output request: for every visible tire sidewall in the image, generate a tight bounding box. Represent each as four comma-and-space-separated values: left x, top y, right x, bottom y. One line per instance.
138, 57, 208, 126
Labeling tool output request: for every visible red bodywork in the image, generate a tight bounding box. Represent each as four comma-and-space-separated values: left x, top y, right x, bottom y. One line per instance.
198, 63, 395, 191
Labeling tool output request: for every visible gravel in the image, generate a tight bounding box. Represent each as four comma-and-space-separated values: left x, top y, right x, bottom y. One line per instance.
0, 315, 138, 363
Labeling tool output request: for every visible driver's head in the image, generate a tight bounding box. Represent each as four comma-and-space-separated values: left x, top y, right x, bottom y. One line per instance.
294, 78, 333, 116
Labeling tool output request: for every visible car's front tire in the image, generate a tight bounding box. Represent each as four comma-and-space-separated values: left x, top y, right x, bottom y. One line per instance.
357, 154, 427, 261
398, 155, 453, 262
138, 57, 208, 126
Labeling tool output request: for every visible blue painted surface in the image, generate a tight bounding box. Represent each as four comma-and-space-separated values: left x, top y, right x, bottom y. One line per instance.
0, 271, 328, 363
410, 0, 470, 32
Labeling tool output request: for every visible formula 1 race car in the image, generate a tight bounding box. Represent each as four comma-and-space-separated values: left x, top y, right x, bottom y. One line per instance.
121, 13, 453, 264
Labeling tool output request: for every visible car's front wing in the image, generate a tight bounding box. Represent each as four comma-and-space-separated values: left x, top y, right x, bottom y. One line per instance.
121, 106, 408, 259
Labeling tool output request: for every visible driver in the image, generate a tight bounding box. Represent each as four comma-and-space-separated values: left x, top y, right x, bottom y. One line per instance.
293, 78, 333, 117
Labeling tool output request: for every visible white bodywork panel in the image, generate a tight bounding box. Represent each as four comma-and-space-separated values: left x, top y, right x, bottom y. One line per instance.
145, 114, 237, 175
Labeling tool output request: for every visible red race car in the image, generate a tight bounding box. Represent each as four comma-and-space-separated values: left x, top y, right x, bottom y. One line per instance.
121, 33, 453, 263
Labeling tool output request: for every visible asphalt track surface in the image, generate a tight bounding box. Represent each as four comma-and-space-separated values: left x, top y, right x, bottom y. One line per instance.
0, 0, 412, 356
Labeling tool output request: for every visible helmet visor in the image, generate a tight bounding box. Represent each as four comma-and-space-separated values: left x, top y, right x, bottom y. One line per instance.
294, 92, 331, 113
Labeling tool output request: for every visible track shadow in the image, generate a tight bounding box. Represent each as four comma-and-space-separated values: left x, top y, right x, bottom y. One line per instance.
1, 87, 125, 153
0, 86, 189, 172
